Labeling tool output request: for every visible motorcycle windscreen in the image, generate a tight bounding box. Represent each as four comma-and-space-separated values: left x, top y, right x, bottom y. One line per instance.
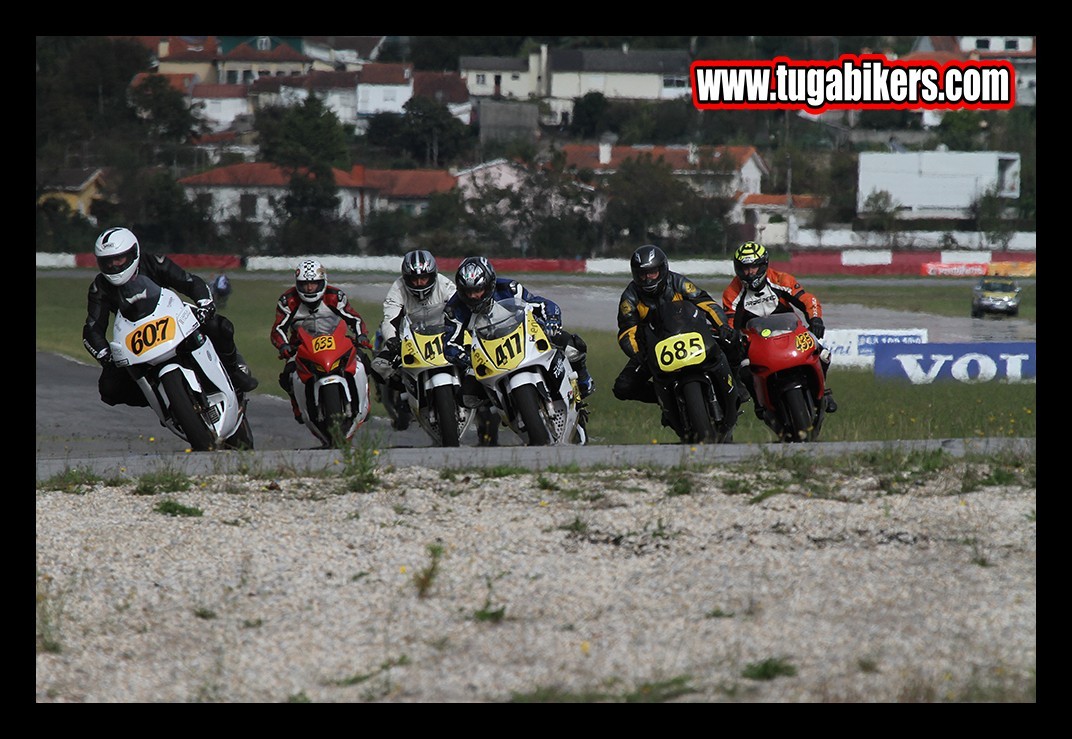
117, 275, 163, 321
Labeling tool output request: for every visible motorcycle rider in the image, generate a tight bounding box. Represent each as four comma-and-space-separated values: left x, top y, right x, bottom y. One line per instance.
614, 244, 743, 418
270, 258, 375, 423
722, 240, 837, 415
83, 227, 259, 408
371, 249, 457, 423
444, 256, 595, 444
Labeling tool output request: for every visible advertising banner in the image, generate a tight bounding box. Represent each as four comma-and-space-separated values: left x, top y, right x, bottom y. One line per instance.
874, 342, 1035, 383
824, 329, 928, 368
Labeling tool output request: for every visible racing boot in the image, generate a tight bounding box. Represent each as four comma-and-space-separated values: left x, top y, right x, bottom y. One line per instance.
288, 393, 303, 424
477, 406, 499, 446
221, 349, 259, 393
824, 387, 838, 413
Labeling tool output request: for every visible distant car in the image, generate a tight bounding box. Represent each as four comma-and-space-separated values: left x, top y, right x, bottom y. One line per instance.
971, 277, 1021, 318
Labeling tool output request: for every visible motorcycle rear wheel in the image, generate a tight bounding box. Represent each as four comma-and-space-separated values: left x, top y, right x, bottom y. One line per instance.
224, 414, 255, 450
513, 384, 551, 446
161, 371, 216, 451
433, 384, 461, 447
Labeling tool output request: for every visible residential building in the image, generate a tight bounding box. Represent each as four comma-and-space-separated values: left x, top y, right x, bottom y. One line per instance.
461, 44, 691, 127
177, 161, 457, 237
217, 37, 313, 85
37, 167, 110, 224
857, 151, 1021, 220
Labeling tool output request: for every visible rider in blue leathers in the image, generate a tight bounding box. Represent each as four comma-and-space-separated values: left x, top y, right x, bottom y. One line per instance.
443, 256, 594, 444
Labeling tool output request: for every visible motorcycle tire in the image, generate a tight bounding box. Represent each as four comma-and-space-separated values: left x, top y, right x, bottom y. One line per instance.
320, 383, 349, 448
682, 380, 717, 444
782, 386, 815, 443
161, 370, 216, 451
432, 384, 461, 447
513, 384, 551, 446
224, 414, 255, 451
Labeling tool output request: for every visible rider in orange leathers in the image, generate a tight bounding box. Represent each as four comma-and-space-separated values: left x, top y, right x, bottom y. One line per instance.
722, 241, 837, 417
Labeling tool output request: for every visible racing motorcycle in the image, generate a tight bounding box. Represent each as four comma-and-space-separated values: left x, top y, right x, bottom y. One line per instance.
396, 303, 475, 447
288, 316, 371, 448
640, 300, 738, 444
108, 275, 254, 452
469, 297, 587, 446
740, 312, 827, 443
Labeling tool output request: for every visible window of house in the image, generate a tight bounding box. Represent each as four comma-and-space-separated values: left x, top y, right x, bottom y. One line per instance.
226, 70, 238, 84
511, 73, 520, 81
975, 38, 991, 50
242, 70, 254, 84
256, 37, 271, 51
195, 193, 212, 212
384, 89, 396, 102
476, 73, 486, 86
259, 69, 271, 79
1005, 39, 1019, 51
663, 75, 689, 89
239, 193, 257, 219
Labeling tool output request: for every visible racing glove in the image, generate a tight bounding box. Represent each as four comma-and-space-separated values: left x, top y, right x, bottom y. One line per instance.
357, 333, 373, 351
193, 298, 216, 325
94, 347, 114, 368
383, 337, 402, 368
717, 323, 739, 346
543, 314, 562, 336
808, 317, 826, 339
278, 343, 297, 360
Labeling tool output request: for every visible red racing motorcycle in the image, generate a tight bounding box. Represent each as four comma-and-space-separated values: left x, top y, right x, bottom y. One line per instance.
289, 317, 370, 448
740, 313, 827, 443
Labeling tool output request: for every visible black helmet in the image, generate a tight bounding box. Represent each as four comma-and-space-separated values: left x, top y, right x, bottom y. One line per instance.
733, 241, 769, 291
401, 249, 438, 301
630, 245, 669, 296
455, 256, 496, 313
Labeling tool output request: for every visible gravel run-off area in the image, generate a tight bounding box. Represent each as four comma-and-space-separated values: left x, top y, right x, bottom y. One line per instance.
36, 459, 1036, 703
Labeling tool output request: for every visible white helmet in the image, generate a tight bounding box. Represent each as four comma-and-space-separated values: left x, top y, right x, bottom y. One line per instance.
295, 258, 327, 304
94, 227, 141, 287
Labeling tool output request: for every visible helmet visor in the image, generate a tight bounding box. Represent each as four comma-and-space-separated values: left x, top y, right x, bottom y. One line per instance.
98, 246, 137, 276
298, 279, 325, 299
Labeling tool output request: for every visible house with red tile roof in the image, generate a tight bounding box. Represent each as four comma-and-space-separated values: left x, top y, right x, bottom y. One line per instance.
177, 162, 457, 237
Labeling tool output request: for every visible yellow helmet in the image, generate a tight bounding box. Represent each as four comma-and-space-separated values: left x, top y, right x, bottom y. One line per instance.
733, 241, 769, 290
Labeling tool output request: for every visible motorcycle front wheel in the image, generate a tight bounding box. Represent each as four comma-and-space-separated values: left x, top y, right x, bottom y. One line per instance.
682, 380, 717, 444
320, 383, 350, 448
161, 371, 216, 451
513, 384, 551, 446
432, 384, 461, 447
782, 386, 815, 443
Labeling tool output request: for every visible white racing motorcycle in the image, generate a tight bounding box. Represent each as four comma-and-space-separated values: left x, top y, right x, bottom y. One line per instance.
109, 275, 253, 451
397, 303, 474, 447
470, 297, 587, 446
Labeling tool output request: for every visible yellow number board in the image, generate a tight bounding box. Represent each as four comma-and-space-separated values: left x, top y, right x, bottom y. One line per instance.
655, 331, 707, 372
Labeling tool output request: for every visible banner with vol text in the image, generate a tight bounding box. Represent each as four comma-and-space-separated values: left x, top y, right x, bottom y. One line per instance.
873, 342, 1035, 384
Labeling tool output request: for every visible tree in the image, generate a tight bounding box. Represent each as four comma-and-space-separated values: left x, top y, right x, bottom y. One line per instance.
602, 154, 700, 254
129, 74, 203, 144
401, 96, 471, 167
570, 92, 610, 139
256, 97, 351, 170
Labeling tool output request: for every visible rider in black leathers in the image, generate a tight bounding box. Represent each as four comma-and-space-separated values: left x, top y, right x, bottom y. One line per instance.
83, 227, 258, 407
614, 244, 744, 413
